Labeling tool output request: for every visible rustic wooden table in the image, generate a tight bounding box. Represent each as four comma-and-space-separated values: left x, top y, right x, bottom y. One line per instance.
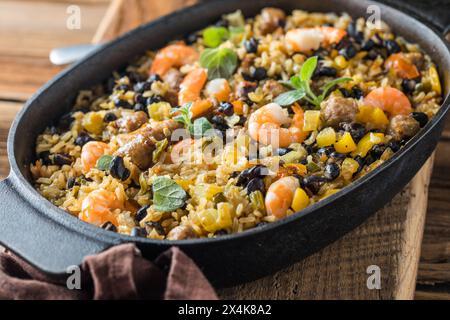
0, 0, 448, 299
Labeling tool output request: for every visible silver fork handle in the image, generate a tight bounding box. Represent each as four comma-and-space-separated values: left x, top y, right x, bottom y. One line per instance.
49, 44, 101, 65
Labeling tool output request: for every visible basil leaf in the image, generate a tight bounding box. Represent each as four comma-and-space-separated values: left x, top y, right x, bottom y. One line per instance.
203, 27, 229, 48
274, 89, 306, 106
152, 177, 187, 212
300, 56, 318, 82
200, 48, 238, 80
189, 117, 213, 137
96, 155, 113, 171
320, 77, 353, 99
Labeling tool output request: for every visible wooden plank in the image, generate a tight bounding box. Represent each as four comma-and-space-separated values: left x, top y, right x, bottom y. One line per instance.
0, 101, 23, 178
0, 0, 109, 101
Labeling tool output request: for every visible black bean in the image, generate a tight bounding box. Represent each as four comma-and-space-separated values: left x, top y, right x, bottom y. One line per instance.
135, 205, 150, 222
148, 74, 162, 83
324, 163, 340, 180
38, 151, 51, 165
252, 67, 267, 81
57, 113, 74, 131
339, 122, 366, 142
133, 81, 151, 93
312, 47, 329, 60
237, 116, 247, 126
275, 148, 293, 156
211, 115, 229, 131
317, 66, 337, 77
53, 153, 73, 166
215, 229, 228, 236
236, 165, 266, 186
100, 221, 117, 232
244, 37, 259, 53
218, 102, 234, 116
317, 146, 334, 157
339, 44, 357, 60
146, 95, 162, 105
370, 144, 386, 159
302, 143, 313, 154
109, 156, 130, 181
66, 177, 76, 189
246, 177, 265, 195
130, 227, 147, 237
387, 140, 401, 152
353, 156, 364, 175
127, 71, 145, 83
75, 132, 94, 146
134, 93, 146, 104
104, 112, 117, 122
329, 151, 346, 161
134, 103, 146, 112
364, 154, 376, 166
301, 176, 327, 194
361, 39, 375, 51
339, 88, 351, 98
365, 49, 380, 60
384, 40, 401, 55
351, 86, 364, 99
346, 22, 364, 43
402, 79, 417, 94
145, 221, 165, 236
114, 98, 133, 109
411, 112, 428, 128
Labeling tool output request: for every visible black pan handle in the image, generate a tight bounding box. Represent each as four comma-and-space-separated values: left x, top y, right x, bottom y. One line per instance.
378, 0, 450, 36
0, 177, 117, 276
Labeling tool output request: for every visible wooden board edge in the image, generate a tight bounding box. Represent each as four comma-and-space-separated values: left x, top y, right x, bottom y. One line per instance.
394, 154, 435, 299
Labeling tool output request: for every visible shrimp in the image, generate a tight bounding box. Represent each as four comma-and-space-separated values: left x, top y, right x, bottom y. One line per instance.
364, 87, 412, 116
265, 176, 299, 218
285, 27, 346, 53
79, 189, 122, 226
385, 53, 420, 79
150, 43, 199, 76
204, 78, 231, 102
248, 103, 308, 148
178, 68, 213, 118
81, 141, 110, 173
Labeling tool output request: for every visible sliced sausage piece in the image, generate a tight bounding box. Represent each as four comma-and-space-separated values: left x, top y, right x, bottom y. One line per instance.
387, 114, 420, 140
320, 95, 358, 127
115, 111, 148, 133
116, 119, 182, 169
259, 8, 286, 35
166, 225, 197, 240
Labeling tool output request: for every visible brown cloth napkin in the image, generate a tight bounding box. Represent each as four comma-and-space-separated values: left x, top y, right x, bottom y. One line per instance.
0, 244, 217, 300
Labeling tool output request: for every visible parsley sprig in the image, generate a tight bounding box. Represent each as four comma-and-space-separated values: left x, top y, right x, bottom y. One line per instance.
275, 56, 352, 108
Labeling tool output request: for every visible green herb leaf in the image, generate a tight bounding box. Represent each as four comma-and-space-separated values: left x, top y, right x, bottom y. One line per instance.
300, 56, 318, 82
96, 155, 113, 171
172, 102, 193, 128
203, 26, 230, 48
152, 176, 187, 212
200, 48, 238, 80
229, 26, 245, 40
189, 117, 213, 137
289, 75, 304, 90
274, 89, 306, 106
319, 77, 353, 100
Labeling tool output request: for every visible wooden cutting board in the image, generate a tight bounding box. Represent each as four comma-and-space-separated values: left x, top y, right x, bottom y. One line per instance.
0, 0, 444, 299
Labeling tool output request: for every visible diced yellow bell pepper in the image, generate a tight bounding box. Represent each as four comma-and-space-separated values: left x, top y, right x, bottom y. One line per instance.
316, 127, 337, 147
283, 163, 307, 176
82, 112, 103, 135
291, 188, 310, 212
191, 184, 223, 201
429, 66, 442, 95
370, 107, 389, 128
341, 158, 360, 180
303, 110, 321, 131
147, 102, 171, 121
351, 132, 385, 158
174, 179, 194, 191
334, 132, 357, 154
356, 105, 373, 123
334, 55, 348, 69
200, 203, 233, 233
